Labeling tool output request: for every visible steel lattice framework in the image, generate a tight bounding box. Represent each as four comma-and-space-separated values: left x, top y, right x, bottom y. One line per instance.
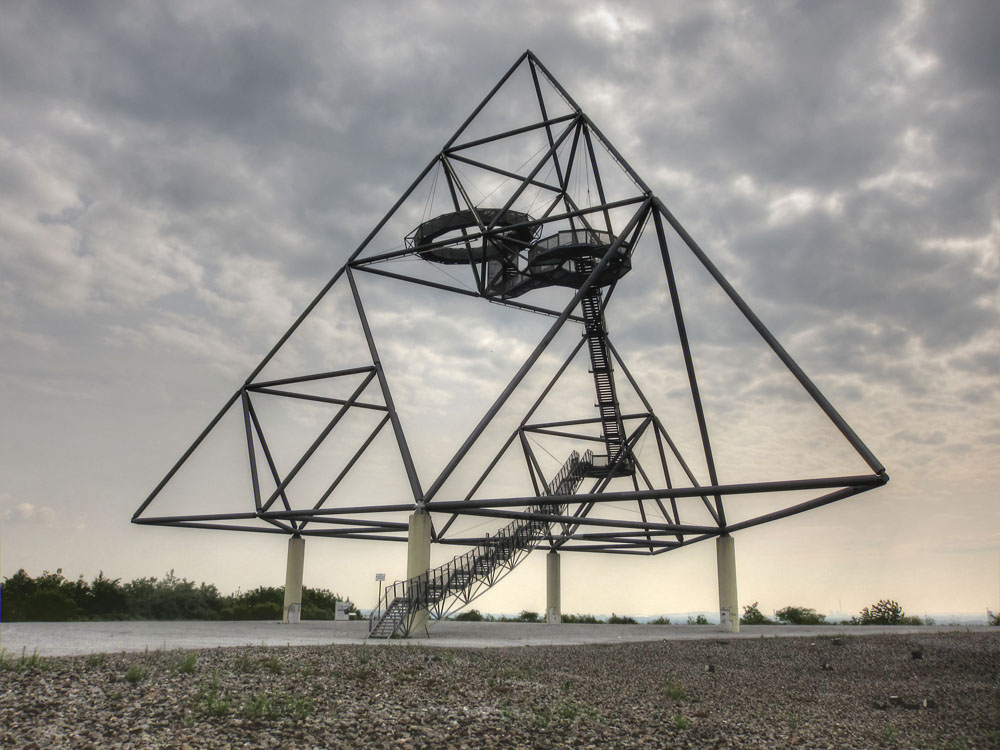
133, 51, 888, 568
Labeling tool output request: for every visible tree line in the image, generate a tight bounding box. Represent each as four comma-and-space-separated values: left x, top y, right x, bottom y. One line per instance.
739, 599, 931, 626
0, 569, 358, 622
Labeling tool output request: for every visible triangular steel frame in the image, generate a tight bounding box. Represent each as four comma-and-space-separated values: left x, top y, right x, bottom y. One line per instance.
133, 50, 888, 558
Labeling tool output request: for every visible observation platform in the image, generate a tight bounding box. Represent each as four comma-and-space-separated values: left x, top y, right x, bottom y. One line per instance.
406, 208, 537, 264
408, 211, 631, 300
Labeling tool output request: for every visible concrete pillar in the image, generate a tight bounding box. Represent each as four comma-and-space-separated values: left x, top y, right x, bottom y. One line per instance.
546, 550, 561, 624
406, 508, 432, 634
716, 534, 739, 633
283, 535, 305, 624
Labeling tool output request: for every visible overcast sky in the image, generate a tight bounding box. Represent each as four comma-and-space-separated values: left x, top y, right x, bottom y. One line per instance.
2, 1, 997, 620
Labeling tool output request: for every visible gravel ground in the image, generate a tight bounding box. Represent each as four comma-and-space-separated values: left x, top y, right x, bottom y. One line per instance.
2, 631, 997, 748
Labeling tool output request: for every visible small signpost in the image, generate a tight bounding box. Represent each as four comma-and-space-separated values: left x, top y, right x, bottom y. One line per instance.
376, 572, 385, 604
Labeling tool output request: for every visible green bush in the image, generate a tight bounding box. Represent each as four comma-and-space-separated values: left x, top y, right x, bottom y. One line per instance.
124, 571, 222, 620
853, 599, 907, 625
562, 613, 600, 624
518, 610, 541, 623
607, 613, 637, 624
304, 586, 356, 618
454, 608, 484, 621
89, 572, 129, 618
24, 589, 81, 621
740, 601, 773, 625
0, 569, 81, 621
775, 606, 826, 625
687, 614, 709, 625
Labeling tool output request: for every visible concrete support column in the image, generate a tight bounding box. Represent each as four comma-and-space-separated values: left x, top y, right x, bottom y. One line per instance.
546, 550, 561, 624
283, 535, 305, 624
406, 509, 432, 635
716, 534, 739, 633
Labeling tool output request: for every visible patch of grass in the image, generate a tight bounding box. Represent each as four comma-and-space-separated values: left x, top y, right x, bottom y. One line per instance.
532, 705, 553, 729
557, 700, 595, 722
1, 648, 48, 672
260, 655, 282, 674
558, 701, 580, 721
179, 652, 197, 674
504, 664, 536, 681
489, 677, 511, 694
348, 665, 375, 682
85, 652, 107, 668
191, 674, 231, 719
520, 700, 597, 728
665, 682, 689, 701
125, 663, 147, 684
241, 690, 314, 722
880, 724, 899, 744
673, 714, 691, 730
235, 653, 282, 674
167, 651, 197, 674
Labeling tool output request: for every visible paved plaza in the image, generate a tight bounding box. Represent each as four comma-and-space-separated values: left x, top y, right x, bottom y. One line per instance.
2, 619, 988, 657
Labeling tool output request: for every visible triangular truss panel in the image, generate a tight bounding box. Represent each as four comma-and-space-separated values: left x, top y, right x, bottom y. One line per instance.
135, 51, 887, 571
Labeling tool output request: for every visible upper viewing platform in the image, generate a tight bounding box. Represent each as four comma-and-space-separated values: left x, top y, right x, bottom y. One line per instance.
408, 211, 631, 300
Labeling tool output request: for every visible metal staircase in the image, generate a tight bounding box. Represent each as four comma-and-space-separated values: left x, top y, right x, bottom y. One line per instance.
576, 258, 632, 476
367, 450, 592, 638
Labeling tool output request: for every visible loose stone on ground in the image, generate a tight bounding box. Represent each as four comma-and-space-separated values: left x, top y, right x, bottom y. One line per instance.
1, 631, 997, 748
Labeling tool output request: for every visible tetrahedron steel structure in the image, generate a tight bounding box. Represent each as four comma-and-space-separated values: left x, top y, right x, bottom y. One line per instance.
134, 51, 888, 625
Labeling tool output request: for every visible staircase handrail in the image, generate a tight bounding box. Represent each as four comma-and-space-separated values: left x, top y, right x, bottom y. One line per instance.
368, 449, 592, 635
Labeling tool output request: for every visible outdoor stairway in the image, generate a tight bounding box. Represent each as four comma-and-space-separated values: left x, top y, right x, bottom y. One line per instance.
576, 258, 632, 476
367, 597, 408, 638
367, 450, 592, 639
